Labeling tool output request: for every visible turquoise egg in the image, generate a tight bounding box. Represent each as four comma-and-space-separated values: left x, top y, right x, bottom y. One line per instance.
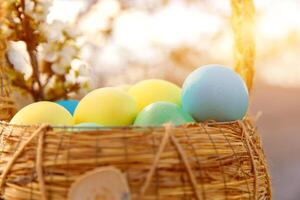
56, 100, 79, 115
134, 102, 195, 127
182, 64, 249, 122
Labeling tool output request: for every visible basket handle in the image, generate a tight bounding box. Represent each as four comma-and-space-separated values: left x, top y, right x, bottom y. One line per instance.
231, 0, 256, 93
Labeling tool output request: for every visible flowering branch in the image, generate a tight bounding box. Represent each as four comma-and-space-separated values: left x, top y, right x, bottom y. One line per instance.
2, 0, 89, 102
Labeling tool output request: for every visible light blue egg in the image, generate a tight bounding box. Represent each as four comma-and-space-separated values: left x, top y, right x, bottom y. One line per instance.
182, 64, 249, 122
56, 100, 79, 115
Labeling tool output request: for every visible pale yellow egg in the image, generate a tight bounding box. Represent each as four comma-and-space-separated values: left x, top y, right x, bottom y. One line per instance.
10, 101, 74, 126
128, 79, 181, 112
74, 88, 137, 126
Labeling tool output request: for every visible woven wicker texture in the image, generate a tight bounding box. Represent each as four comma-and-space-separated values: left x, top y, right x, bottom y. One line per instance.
0, 120, 271, 200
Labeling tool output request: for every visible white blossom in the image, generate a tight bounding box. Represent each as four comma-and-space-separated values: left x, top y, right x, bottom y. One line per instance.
44, 50, 58, 62
71, 59, 90, 76
65, 69, 76, 84
51, 63, 66, 75
24, 0, 52, 22
41, 22, 65, 42
36, 0, 51, 15
39, 20, 83, 77
65, 26, 80, 38
37, 14, 85, 78
3, 0, 88, 100
77, 76, 89, 84
60, 44, 77, 59
24, 1, 34, 14
57, 58, 71, 69
7, 41, 33, 80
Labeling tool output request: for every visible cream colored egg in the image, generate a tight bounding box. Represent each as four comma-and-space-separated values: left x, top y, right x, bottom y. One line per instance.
128, 79, 181, 112
74, 88, 137, 126
10, 101, 74, 126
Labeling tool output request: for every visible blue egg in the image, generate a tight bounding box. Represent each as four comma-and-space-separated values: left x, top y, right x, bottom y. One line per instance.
56, 100, 79, 115
182, 64, 249, 122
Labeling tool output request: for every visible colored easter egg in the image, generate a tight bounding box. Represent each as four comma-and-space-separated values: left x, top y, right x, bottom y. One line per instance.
56, 100, 79, 115
134, 102, 195, 127
10, 101, 74, 126
128, 79, 181, 112
74, 88, 137, 126
182, 64, 249, 122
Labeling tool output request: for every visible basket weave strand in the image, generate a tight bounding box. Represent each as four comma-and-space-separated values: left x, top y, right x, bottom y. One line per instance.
36, 125, 48, 200
0, 125, 49, 192
239, 121, 272, 198
139, 124, 201, 200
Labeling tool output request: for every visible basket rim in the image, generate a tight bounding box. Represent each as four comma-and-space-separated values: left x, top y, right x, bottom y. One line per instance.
0, 119, 245, 130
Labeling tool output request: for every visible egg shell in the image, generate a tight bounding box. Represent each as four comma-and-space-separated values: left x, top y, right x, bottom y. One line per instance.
129, 79, 181, 112
74, 88, 137, 126
182, 64, 249, 122
56, 100, 79, 115
134, 101, 195, 127
10, 101, 74, 126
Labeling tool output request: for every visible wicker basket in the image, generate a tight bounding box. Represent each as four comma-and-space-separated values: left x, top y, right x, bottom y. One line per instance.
0, 121, 271, 200
0, 0, 272, 199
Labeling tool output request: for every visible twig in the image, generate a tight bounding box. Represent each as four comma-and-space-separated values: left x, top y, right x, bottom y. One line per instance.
28, 50, 44, 100
20, 0, 44, 101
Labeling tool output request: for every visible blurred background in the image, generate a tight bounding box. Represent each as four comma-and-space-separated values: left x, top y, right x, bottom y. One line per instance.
8, 0, 300, 199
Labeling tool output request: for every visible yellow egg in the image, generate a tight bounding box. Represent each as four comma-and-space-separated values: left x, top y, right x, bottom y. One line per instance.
74, 88, 137, 126
116, 84, 132, 92
10, 101, 74, 126
128, 79, 181, 112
